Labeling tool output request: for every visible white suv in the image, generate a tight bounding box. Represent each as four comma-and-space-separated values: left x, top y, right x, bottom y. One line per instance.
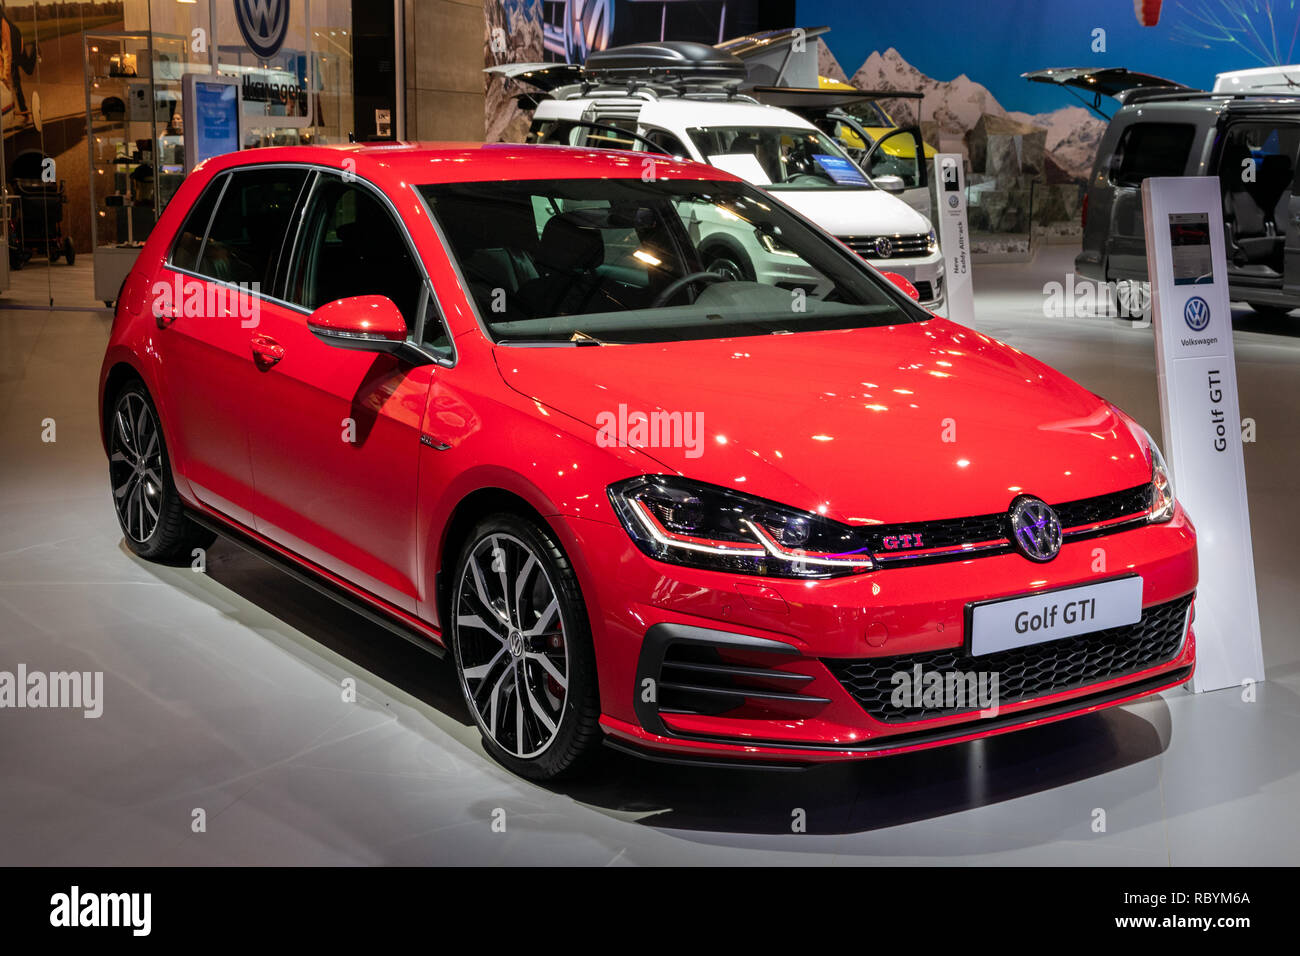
530, 90, 946, 310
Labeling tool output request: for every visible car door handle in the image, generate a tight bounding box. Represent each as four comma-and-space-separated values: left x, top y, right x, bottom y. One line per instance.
250, 334, 285, 369
154, 307, 180, 329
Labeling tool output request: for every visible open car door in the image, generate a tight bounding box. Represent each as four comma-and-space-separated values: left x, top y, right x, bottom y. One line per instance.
1022, 67, 1193, 118
752, 87, 932, 218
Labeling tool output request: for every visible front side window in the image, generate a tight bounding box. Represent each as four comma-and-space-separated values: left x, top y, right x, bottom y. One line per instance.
686, 126, 870, 189
420, 177, 923, 345
191, 167, 308, 287
287, 176, 423, 326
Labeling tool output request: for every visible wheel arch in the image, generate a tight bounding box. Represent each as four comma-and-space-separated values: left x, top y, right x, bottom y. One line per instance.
435, 487, 550, 630
100, 360, 147, 452
698, 232, 756, 277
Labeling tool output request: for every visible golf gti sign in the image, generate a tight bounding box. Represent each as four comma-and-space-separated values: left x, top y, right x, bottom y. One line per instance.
1143, 176, 1265, 693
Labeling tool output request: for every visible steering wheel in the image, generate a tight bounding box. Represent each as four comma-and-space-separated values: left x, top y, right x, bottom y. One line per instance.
651, 270, 729, 308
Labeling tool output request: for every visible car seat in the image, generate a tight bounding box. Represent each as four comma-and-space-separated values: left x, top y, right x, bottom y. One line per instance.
515, 214, 606, 317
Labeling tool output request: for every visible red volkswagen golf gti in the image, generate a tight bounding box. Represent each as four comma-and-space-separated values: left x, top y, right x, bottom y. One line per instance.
99, 143, 1196, 779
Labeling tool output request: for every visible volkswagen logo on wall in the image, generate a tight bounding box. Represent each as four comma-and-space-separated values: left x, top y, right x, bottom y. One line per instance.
874, 236, 894, 258
235, 0, 291, 60
1183, 295, 1211, 331
1008, 496, 1063, 562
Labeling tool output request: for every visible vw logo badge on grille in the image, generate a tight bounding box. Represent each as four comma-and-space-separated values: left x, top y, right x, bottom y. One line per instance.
873, 236, 894, 258
1183, 295, 1210, 331
235, 0, 291, 60
1009, 496, 1062, 562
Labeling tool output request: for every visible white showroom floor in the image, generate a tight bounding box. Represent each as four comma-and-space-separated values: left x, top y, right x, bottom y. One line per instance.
1, 245, 1297, 865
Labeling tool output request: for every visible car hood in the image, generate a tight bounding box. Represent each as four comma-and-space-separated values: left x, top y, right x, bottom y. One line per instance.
768, 186, 933, 237
493, 318, 1151, 525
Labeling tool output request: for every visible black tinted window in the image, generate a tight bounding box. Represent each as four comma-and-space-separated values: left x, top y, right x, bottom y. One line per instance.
421, 177, 921, 345
287, 176, 422, 325
170, 174, 225, 272
195, 167, 307, 288
1112, 123, 1196, 187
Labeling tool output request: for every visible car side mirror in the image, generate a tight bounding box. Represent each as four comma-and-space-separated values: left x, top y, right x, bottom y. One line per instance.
306, 295, 407, 352
874, 174, 906, 194
881, 271, 921, 301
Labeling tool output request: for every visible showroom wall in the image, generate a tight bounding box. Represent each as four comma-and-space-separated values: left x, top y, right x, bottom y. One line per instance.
405, 0, 484, 140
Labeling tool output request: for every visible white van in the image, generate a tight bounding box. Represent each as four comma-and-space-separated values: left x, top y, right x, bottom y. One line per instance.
510, 46, 945, 310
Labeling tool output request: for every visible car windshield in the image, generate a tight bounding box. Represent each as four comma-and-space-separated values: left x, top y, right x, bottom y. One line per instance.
418, 177, 924, 345
685, 126, 871, 189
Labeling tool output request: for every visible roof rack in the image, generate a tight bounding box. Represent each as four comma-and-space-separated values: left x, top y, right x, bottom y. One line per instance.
1122, 87, 1300, 107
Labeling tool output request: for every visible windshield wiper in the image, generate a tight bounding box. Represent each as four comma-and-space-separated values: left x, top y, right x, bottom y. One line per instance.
569, 330, 605, 346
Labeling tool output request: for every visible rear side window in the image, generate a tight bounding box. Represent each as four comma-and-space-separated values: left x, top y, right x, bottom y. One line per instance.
170, 174, 225, 273
1110, 123, 1196, 187
192, 167, 308, 288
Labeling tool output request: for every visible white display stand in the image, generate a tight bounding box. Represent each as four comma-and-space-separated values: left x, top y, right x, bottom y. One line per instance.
933, 153, 974, 324
1141, 176, 1265, 693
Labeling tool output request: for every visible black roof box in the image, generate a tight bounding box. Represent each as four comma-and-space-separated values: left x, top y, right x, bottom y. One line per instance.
584, 41, 747, 84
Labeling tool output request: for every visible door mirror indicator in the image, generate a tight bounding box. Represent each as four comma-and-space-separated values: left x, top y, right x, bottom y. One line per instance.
881, 271, 921, 301
306, 295, 407, 352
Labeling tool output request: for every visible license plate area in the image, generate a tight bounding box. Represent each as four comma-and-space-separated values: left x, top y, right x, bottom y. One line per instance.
967, 575, 1144, 657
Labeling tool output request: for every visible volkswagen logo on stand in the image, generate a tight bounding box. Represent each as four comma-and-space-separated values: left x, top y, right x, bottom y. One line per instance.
874, 236, 894, 258
235, 0, 291, 60
1183, 295, 1210, 331
1008, 496, 1063, 562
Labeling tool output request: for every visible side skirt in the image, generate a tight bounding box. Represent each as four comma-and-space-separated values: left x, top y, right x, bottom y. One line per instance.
186, 507, 447, 660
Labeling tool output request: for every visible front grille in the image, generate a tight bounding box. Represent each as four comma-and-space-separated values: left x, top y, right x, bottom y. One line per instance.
825, 594, 1192, 722
840, 233, 932, 259
867, 482, 1152, 566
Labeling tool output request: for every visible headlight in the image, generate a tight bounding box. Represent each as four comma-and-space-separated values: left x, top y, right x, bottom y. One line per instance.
1142, 428, 1175, 522
755, 227, 800, 257
608, 476, 874, 578
925, 228, 938, 253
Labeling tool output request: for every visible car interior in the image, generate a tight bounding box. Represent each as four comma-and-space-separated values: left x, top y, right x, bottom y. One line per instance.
1218, 125, 1300, 276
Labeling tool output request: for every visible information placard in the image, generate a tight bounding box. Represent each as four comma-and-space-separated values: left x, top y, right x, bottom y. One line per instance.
183, 73, 243, 173
1142, 176, 1264, 693
933, 153, 973, 323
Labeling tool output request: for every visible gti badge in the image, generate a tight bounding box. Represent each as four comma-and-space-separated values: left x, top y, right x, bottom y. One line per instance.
1009, 496, 1062, 562
874, 236, 894, 258
1183, 295, 1210, 332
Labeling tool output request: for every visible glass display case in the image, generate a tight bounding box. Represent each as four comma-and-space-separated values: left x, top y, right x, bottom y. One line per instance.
83, 31, 188, 304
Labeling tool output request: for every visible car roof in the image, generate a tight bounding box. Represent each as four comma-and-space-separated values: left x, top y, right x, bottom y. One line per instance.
193, 141, 737, 188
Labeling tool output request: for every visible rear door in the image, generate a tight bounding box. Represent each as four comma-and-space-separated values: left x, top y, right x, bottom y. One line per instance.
244, 170, 441, 612
1100, 120, 1200, 279
159, 166, 308, 527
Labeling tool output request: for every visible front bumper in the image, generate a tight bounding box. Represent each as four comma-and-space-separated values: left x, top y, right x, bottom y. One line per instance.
560, 504, 1196, 765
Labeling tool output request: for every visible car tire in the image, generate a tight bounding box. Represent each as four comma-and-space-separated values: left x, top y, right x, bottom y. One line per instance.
108, 381, 215, 562
1248, 302, 1292, 318
450, 513, 601, 780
